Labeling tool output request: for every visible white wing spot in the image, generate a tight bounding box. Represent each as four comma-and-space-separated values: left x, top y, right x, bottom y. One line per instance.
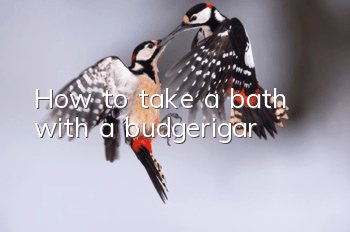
218, 30, 229, 37
76, 79, 86, 93
243, 70, 252, 76
244, 42, 255, 68
203, 71, 210, 78
195, 91, 200, 98
83, 74, 93, 85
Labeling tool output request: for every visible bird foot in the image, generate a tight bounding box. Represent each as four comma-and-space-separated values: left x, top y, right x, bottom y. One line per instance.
159, 113, 182, 146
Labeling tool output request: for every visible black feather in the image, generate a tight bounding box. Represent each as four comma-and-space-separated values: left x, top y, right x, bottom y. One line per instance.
133, 145, 168, 203
103, 109, 121, 162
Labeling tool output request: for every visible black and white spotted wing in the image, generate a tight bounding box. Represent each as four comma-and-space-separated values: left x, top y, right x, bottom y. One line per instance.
164, 18, 258, 122
43, 56, 135, 139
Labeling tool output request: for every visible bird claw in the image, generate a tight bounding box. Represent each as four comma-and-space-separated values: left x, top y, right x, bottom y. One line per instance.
159, 113, 182, 146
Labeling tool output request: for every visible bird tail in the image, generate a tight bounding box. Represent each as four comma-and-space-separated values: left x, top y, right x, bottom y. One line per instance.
103, 110, 121, 162
131, 137, 168, 203
230, 85, 289, 139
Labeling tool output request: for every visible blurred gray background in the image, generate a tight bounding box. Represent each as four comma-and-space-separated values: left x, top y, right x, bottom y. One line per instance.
1, 0, 349, 231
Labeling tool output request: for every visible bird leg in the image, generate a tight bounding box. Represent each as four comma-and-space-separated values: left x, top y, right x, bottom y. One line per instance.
159, 113, 182, 146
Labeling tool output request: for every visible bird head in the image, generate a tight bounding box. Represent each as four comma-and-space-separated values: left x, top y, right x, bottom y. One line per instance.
183, 3, 214, 26
131, 40, 163, 63
130, 39, 170, 81
130, 39, 170, 71
159, 3, 226, 46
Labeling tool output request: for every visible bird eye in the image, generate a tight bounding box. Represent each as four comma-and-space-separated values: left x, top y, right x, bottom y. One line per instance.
148, 43, 154, 49
190, 15, 197, 21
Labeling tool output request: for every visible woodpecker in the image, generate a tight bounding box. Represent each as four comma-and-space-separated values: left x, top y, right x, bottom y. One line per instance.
43, 39, 179, 202
160, 3, 288, 138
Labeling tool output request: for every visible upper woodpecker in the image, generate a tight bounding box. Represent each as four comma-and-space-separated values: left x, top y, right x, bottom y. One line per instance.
43, 39, 178, 202
160, 3, 288, 138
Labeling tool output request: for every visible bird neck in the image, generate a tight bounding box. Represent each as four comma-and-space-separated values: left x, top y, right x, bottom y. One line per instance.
130, 61, 158, 83
205, 10, 227, 33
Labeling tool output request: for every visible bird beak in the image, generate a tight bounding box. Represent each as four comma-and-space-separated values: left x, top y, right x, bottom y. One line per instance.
159, 21, 191, 47
155, 39, 169, 56
156, 38, 171, 54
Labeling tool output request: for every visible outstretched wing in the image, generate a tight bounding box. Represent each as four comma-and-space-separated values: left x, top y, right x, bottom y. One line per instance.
164, 18, 258, 123
43, 56, 134, 139
164, 18, 288, 137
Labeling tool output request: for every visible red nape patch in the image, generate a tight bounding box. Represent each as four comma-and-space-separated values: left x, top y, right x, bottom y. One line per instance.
131, 54, 136, 62
206, 3, 213, 8
234, 87, 260, 108
131, 135, 153, 153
